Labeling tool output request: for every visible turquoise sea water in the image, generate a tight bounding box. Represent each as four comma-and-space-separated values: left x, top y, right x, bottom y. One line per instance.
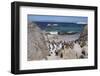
34, 22, 87, 33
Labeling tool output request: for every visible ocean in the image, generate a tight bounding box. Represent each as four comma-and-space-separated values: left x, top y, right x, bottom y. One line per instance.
34, 21, 87, 33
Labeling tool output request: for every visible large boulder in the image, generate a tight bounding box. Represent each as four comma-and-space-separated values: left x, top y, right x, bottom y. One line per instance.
27, 22, 49, 61
80, 25, 88, 40
79, 25, 88, 47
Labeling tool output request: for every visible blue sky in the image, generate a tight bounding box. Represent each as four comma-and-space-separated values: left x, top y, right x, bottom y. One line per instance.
28, 15, 88, 23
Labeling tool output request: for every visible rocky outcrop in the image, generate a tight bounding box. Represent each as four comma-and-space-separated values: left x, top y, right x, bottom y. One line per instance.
27, 22, 49, 61
78, 25, 88, 47
79, 25, 88, 41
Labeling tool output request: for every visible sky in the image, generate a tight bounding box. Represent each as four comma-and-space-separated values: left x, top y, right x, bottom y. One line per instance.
28, 15, 88, 23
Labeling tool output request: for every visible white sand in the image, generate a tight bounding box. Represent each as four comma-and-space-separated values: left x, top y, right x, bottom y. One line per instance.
45, 33, 80, 42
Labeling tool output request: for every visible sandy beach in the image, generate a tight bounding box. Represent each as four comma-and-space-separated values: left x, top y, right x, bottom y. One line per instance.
45, 33, 80, 42
43, 32, 88, 60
